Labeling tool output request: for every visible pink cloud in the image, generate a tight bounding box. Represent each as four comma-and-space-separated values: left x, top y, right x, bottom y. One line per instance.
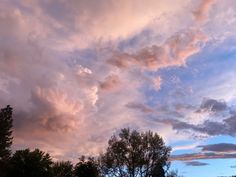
108, 29, 208, 71
0, 0, 219, 162
193, 0, 216, 24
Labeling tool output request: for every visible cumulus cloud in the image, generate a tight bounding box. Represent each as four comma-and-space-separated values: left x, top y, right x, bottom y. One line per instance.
0, 0, 219, 161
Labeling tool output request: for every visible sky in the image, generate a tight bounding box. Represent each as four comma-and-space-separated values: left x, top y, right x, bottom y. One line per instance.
1, 0, 236, 176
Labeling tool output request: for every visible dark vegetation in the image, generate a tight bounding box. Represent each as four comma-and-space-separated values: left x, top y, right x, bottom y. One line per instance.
0, 105, 181, 177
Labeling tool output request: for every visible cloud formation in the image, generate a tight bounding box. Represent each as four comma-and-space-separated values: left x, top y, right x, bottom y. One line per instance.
126, 102, 153, 113
185, 161, 209, 166
196, 98, 227, 113
172, 143, 236, 161
108, 29, 208, 71
193, 0, 216, 24
0, 0, 226, 163
199, 143, 236, 152
171, 152, 236, 161
107, 0, 215, 71
161, 112, 236, 137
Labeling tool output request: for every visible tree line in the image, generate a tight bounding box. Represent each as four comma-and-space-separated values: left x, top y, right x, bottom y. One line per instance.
0, 105, 181, 177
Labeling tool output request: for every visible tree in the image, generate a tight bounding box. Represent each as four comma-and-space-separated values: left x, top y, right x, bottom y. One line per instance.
0, 105, 13, 176
74, 156, 100, 177
100, 128, 171, 177
6, 149, 53, 177
166, 170, 184, 177
52, 161, 74, 177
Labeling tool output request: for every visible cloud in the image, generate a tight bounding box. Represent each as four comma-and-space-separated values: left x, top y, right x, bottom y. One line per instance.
0, 0, 221, 162
153, 96, 236, 137
152, 76, 162, 91
193, 0, 216, 24
185, 161, 209, 166
171, 152, 236, 161
160, 112, 236, 137
108, 29, 208, 71
171, 143, 236, 161
5, 0, 190, 49
196, 98, 227, 113
107, 0, 216, 71
99, 74, 121, 91
198, 143, 236, 152
125, 102, 153, 113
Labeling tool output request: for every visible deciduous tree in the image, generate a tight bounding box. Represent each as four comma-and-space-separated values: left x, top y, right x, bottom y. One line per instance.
74, 156, 100, 177
100, 128, 171, 177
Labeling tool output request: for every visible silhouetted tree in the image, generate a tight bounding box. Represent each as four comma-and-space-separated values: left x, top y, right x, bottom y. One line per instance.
166, 170, 183, 177
100, 128, 171, 177
7, 149, 53, 177
52, 161, 74, 177
74, 156, 100, 177
0, 105, 13, 176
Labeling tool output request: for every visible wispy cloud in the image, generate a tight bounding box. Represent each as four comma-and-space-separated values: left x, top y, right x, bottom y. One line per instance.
171, 143, 236, 161
171, 152, 236, 161
185, 161, 209, 166
199, 143, 236, 152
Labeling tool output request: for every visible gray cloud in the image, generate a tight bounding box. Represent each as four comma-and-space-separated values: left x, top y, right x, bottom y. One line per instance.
185, 161, 209, 166
99, 74, 121, 91
171, 143, 236, 161
157, 96, 236, 137
171, 152, 236, 161
160, 117, 230, 136
199, 143, 236, 152
180, 114, 236, 136
196, 98, 227, 113
125, 102, 153, 113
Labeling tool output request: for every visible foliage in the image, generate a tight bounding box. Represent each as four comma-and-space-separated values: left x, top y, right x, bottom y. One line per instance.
52, 161, 74, 177
74, 156, 101, 177
7, 149, 53, 177
166, 170, 184, 177
100, 128, 171, 177
0, 105, 13, 160
0, 105, 13, 176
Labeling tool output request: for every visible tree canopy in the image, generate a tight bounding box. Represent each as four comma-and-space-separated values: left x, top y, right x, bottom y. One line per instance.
0, 105, 13, 160
100, 128, 171, 177
7, 149, 53, 177
52, 161, 74, 177
74, 156, 101, 177
0, 105, 13, 176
